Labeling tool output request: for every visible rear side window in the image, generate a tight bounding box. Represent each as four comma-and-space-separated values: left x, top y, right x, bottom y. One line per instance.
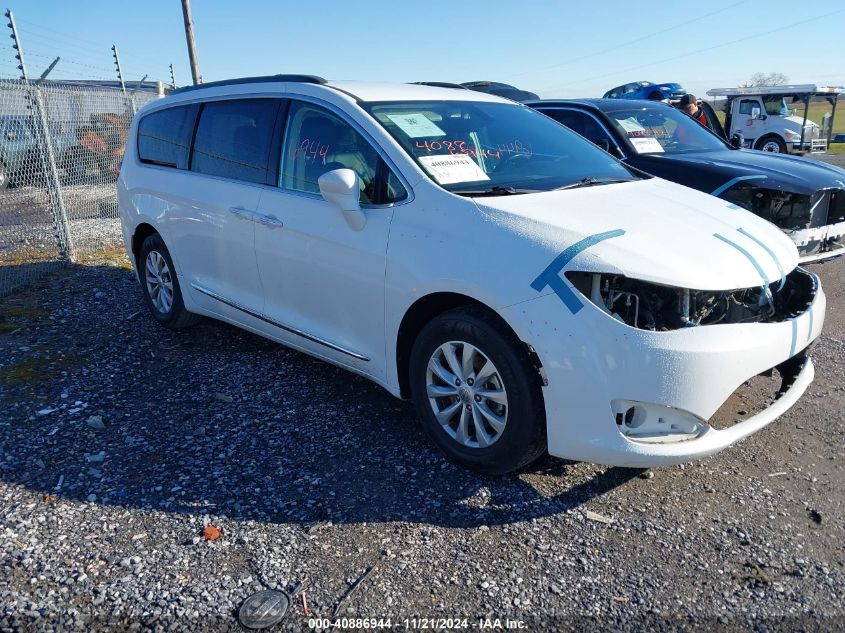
541, 109, 615, 148
190, 99, 279, 184
137, 105, 197, 168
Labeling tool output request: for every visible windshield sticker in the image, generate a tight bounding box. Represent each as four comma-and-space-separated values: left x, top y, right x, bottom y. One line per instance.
386, 113, 446, 138
418, 154, 490, 185
629, 137, 664, 153
616, 117, 646, 134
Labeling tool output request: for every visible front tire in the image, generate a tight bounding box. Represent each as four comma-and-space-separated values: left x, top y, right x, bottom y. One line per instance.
409, 306, 546, 475
138, 233, 200, 329
755, 135, 787, 153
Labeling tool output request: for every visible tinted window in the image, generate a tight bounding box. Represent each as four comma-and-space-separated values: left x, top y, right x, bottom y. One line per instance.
191, 99, 278, 184
541, 109, 614, 147
280, 101, 406, 204
137, 105, 197, 168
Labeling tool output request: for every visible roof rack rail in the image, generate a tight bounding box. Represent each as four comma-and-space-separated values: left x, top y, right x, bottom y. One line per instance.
410, 82, 469, 90
171, 74, 327, 95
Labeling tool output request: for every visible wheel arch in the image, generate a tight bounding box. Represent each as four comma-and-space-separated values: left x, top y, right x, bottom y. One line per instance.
131, 222, 159, 266
395, 291, 544, 399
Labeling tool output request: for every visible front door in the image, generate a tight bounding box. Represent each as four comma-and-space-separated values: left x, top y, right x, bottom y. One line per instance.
253, 99, 408, 378
734, 98, 766, 145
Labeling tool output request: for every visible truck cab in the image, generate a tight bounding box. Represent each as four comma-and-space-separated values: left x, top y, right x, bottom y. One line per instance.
707, 85, 843, 155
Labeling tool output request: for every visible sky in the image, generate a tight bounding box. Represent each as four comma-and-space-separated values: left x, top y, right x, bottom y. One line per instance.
5, 0, 844, 99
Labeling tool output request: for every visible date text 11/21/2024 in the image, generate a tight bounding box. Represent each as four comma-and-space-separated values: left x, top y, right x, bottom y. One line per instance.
306, 617, 527, 629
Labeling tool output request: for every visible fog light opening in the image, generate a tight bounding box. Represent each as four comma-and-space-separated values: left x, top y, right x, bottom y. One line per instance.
612, 400, 707, 444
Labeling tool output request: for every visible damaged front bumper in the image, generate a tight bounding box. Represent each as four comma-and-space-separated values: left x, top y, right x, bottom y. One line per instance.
500, 269, 825, 467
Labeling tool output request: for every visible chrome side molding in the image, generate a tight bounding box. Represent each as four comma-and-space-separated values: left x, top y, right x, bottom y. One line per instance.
190, 282, 370, 361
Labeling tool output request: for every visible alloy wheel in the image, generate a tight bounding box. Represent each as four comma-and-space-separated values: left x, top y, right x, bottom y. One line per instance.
145, 250, 174, 314
425, 341, 509, 449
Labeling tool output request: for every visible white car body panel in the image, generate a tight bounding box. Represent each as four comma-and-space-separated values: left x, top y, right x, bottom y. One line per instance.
118, 79, 825, 468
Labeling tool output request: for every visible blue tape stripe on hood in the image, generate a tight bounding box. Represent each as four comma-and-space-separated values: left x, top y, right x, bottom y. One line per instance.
713, 233, 770, 287
711, 174, 768, 197
531, 229, 626, 314
736, 227, 786, 291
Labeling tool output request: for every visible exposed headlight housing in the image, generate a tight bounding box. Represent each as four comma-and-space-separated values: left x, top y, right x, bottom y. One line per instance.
565, 268, 815, 331
720, 184, 816, 232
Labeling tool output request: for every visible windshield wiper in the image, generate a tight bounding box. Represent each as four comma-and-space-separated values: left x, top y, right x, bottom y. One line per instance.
453, 185, 536, 197
554, 177, 636, 191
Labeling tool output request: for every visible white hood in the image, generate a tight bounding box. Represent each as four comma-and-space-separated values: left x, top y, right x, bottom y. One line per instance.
473, 177, 799, 291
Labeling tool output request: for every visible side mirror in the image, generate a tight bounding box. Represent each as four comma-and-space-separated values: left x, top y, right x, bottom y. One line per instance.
750, 107, 766, 121
730, 132, 744, 149
318, 168, 366, 231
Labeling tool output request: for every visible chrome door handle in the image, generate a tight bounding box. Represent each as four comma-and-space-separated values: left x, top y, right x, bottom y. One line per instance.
255, 213, 284, 228
228, 206, 254, 220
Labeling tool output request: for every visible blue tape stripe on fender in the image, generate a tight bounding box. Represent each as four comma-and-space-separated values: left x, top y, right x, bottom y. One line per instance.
807, 305, 813, 342
790, 318, 798, 357
713, 233, 770, 287
711, 174, 768, 197
530, 229, 626, 314
737, 227, 786, 291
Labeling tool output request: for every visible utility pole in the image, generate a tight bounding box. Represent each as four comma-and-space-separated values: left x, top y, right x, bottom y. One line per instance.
180, 0, 202, 85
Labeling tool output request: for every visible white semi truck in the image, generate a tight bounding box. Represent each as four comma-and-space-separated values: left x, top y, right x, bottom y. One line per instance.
706, 85, 843, 154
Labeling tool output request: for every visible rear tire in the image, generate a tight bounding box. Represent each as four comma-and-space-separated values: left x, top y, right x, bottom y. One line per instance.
409, 306, 546, 475
755, 135, 787, 153
138, 233, 200, 329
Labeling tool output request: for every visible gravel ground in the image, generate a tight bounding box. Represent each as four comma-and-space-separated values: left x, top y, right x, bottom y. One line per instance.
1, 253, 844, 632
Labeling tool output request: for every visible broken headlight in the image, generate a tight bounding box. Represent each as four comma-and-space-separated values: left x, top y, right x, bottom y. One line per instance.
565, 268, 815, 331
720, 185, 818, 231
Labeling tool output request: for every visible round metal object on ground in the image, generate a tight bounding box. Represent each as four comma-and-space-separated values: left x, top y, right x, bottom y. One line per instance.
426, 340, 509, 449
238, 589, 290, 630
144, 250, 173, 314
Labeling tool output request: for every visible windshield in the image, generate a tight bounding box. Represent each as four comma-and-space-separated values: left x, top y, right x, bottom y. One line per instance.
364, 101, 636, 194
604, 105, 727, 154
763, 96, 790, 116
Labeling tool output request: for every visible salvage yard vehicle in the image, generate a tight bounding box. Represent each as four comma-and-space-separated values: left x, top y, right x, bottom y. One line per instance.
119, 76, 824, 473
705, 85, 843, 154
66, 112, 131, 182
603, 81, 686, 101
461, 81, 539, 102
0, 115, 76, 189
527, 98, 845, 263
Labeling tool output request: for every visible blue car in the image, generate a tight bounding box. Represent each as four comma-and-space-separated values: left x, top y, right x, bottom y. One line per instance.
603, 81, 686, 101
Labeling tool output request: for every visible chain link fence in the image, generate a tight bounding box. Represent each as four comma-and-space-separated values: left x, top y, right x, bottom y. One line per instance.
0, 78, 163, 295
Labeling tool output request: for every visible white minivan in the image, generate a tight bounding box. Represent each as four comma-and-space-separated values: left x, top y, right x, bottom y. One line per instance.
118, 75, 825, 474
